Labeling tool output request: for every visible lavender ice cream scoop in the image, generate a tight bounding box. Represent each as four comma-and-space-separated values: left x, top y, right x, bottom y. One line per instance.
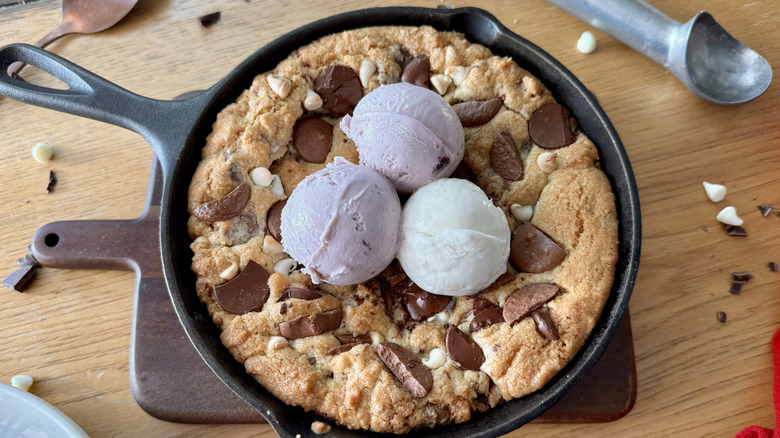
340, 82, 464, 193
280, 157, 401, 285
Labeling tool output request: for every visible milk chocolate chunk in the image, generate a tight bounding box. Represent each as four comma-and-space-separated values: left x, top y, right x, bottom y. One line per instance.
3, 265, 37, 292
510, 222, 566, 273
335, 333, 371, 345
528, 103, 579, 149
452, 97, 502, 127
193, 182, 251, 223
445, 325, 485, 371
266, 200, 286, 242
401, 55, 430, 88
277, 287, 322, 302
375, 342, 432, 397
293, 118, 333, 163
213, 261, 270, 314
314, 65, 362, 116
327, 343, 361, 355
490, 130, 524, 181
279, 309, 343, 340
532, 306, 559, 340
470, 307, 504, 332
503, 283, 560, 326
403, 284, 451, 321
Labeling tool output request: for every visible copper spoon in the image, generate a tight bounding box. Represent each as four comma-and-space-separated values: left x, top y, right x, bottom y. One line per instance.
7, 0, 138, 77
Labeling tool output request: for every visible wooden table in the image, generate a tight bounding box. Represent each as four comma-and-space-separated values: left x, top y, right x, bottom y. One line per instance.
1, 1, 778, 437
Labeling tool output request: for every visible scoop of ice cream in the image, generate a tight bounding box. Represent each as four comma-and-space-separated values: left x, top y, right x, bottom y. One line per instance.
280, 157, 401, 285
397, 178, 510, 296
340, 82, 464, 193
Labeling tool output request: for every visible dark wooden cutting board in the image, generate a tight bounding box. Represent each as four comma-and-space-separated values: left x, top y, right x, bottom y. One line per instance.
29, 158, 636, 424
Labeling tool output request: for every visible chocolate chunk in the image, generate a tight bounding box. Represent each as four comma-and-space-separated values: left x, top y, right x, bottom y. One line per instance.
293, 118, 333, 163
503, 283, 560, 326
510, 222, 566, 273
327, 343, 362, 355
16, 253, 40, 268
314, 65, 362, 116
402, 284, 451, 321
532, 306, 559, 340
46, 170, 57, 193
470, 308, 505, 332
445, 325, 485, 371
277, 287, 322, 302
452, 97, 502, 127
213, 261, 270, 314
528, 103, 579, 149
335, 333, 371, 345
490, 130, 524, 181
279, 309, 343, 340
266, 200, 286, 242
375, 342, 432, 397
770, 262, 778, 272
198, 12, 221, 27
193, 183, 251, 223
717, 311, 727, 323
478, 272, 515, 294
723, 224, 747, 237
758, 204, 775, 216
3, 265, 37, 292
732, 271, 753, 282
401, 55, 430, 88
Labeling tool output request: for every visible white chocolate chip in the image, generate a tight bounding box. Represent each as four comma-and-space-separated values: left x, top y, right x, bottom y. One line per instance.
263, 235, 284, 255
250, 167, 273, 187
274, 258, 298, 275
577, 31, 597, 54
537, 152, 558, 173
359, 60, 377, 88
702, 181, 727, 203
268, 336, 289, 351
219, 262, 239, 280
304, 89, 323, 111
445, 46, 461, 66
267, 75, 292, 98
270, 174, 285, 197
31, 142, 53, 162
445, 65, 471, 86
716, 206, 743, 226
430, 74, 453, 95
11, 375, 33, 392
510, 204, 534, 222
422, 348, 447, 369
370, 331, 384, 346
426, 309, 451, 324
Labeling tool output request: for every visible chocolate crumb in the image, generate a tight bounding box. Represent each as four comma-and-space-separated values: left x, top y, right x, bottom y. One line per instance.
198, 12, 221, 27
308, 356, 316, 365
770, 262, 778, 272
717, 311, 726, 323
46, 170, 57, 193
722, 224, 747, 237
699, 225, 708, 232
732, 271, 753, 282
728, 281, 743, 295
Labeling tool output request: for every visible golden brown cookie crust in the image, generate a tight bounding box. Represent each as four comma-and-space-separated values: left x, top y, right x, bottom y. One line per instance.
187, 26, 618, 433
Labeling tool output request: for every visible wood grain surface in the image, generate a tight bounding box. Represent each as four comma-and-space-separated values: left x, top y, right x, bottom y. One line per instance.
1, 1, 778, 437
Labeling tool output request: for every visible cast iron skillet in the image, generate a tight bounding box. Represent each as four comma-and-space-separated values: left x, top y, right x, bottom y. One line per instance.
0, 7, 640, 437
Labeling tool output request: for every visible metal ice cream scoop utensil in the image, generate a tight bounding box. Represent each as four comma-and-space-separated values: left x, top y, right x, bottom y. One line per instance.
545, 0, 772, 104
7, 0, 138, 77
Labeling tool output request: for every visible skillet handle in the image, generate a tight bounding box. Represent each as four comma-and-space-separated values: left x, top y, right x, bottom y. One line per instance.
0, 44, 205, 174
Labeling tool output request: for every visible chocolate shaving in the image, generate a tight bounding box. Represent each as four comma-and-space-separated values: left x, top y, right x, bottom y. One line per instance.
198, 12, 221, 27
46, 170, 57, 193
722, 224, 747, 237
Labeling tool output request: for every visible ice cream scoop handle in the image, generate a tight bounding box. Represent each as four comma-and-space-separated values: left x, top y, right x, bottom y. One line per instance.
545, 0, 679, 66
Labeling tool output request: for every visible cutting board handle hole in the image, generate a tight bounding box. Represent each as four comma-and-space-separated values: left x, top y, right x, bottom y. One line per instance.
44, 233, 60, 248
